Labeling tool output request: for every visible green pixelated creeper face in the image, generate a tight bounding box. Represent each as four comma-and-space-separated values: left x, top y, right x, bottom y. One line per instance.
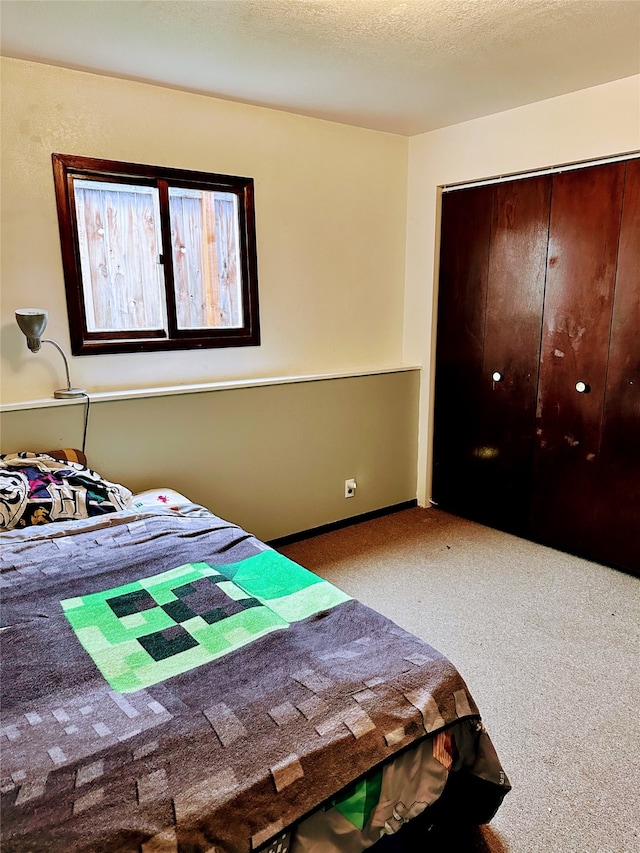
61, 551, 349, 693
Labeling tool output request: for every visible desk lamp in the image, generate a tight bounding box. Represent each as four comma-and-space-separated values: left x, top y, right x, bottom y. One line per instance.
15, 309, 86, 399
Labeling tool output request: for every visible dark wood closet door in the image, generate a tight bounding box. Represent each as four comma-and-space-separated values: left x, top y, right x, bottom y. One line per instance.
476, 176, 551, 534
432, 185, 492, 517
593, 159, 640, 574
530, 163, 626, 556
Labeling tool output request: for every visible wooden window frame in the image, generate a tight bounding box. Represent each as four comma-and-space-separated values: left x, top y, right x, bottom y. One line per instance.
52, 154, 260, 355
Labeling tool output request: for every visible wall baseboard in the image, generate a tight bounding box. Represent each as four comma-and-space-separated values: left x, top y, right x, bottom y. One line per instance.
267, 500, 418, 548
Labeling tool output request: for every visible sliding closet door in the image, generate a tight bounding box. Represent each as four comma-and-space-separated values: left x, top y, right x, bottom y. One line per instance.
593, 159, 640, 573
432, 185, 492, 517
477, 176, 551, 534
530, 163, 626, 556
433, 177, 550, 531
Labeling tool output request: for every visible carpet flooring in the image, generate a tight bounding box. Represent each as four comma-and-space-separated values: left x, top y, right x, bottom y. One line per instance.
278, 507, 640, 853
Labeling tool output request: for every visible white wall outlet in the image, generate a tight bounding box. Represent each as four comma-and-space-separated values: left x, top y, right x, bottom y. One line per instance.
344, 478, 357, 498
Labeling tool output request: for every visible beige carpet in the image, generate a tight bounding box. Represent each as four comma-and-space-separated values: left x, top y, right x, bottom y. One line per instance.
278, 507, 640, 853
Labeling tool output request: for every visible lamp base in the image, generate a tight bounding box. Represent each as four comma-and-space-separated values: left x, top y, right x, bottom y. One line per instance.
54, 388, 87, 400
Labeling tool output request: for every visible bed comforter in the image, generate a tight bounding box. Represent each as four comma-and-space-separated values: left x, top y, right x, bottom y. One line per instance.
1, 505, 509, 852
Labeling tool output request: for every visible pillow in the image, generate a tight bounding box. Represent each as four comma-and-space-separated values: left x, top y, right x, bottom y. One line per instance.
128, 488, 192, 512
44, 447, 88, 467
0, 452, 132, 530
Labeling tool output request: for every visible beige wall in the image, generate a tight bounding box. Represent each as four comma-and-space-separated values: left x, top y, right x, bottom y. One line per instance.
1, 57, 408, 403
0, 371, 420, 541
1, 58, 416, 538
405, 75, 640, 506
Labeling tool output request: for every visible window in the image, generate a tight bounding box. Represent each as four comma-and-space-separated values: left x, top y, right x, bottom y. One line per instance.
52, 154, 260, 354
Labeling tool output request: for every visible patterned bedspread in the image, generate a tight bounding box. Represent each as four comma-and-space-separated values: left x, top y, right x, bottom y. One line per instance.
1, 506, 509, 852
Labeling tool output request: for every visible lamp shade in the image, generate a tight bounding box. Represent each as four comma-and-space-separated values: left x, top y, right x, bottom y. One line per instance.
16, 309, 49, 352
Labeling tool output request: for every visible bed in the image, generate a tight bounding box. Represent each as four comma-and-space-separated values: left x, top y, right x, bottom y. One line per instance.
0, 452, 510, 853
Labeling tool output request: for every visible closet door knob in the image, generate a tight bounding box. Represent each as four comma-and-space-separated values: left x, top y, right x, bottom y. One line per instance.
492, 371, 504, 382
575, 381, 591, 394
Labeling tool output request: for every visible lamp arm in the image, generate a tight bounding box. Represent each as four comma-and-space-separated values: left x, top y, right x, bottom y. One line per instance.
42, 338, 73, 391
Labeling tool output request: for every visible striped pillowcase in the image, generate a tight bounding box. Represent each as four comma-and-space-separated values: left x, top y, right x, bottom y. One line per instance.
44, 448, 88, 467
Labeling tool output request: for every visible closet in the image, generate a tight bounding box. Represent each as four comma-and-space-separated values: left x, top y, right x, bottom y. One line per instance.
432, 158, 639, 575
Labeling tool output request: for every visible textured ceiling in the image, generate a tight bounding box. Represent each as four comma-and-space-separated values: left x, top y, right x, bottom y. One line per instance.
1, 0, 639, 135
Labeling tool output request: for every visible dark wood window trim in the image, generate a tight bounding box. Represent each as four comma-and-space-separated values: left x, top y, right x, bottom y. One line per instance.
52, 154, 260, 355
